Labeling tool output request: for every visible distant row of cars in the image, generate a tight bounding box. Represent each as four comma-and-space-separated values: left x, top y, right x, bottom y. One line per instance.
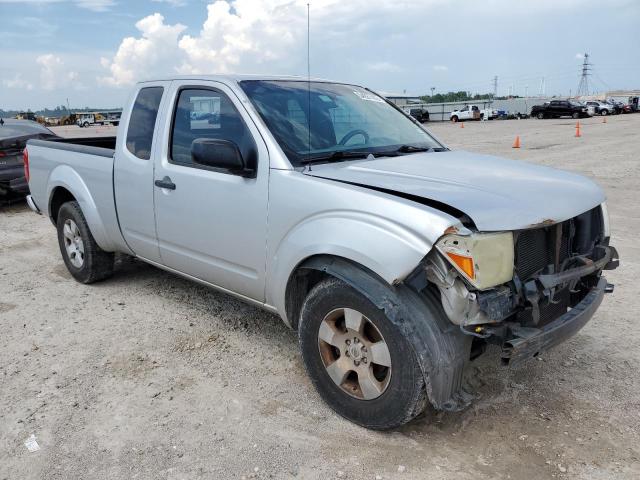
531, 97, 639, 119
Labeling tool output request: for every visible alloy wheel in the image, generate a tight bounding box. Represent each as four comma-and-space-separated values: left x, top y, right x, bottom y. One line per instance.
317, 308, 392, 400
63, 219, 85, 268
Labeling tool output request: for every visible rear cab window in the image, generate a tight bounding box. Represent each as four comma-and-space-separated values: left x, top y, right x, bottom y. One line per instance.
126, 87, 164, 160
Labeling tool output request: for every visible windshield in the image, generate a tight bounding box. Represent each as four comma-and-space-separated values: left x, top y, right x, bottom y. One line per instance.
239, 80, 443, 166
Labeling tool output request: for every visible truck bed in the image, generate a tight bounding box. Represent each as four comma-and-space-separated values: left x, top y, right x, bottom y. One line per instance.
29, 136, 116, 156
26, 136, 127, 253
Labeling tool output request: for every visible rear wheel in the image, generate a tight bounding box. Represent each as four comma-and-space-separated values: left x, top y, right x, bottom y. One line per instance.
450, 115, 458, 123
600, 109, 608, 116
537, 112, 544, 119
298, 277, 427, 429
83, 121, 90, 128
56, 201, 114, 284
572, 112, 580, 119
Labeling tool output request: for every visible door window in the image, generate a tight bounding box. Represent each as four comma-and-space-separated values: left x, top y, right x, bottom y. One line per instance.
170, 88, 256, 168
126, 87, 164, 160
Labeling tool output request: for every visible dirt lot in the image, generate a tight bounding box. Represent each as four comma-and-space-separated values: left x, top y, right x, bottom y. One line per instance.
1, 116, 639, 479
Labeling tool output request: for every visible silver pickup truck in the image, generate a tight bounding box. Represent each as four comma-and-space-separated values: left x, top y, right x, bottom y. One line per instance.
25, 75, 619, 429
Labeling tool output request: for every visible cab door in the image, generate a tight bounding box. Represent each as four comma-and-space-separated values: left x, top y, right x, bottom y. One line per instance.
152, 81, 269, 301
114, 83, 168, 262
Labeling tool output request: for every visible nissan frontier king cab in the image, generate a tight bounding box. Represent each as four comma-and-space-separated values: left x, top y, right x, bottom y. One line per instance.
25, 75, 619, 429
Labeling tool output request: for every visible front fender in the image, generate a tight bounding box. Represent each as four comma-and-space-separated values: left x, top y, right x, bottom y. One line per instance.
47, 165, 116, 252
267, 209, 453, 322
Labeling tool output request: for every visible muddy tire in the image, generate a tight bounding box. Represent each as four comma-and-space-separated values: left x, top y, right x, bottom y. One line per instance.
56, 201, 114, 284
298, 277, 427, 430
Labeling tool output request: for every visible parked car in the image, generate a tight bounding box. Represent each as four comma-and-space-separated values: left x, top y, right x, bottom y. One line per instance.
585, 101, 615, 116
605, 99, 625, 115
408, 107, 430, 123
0, 119, 58, 198
450, 105, 480, 122
76, 113, 120, 128
25, 75, 619, 429
531, 100, 589, 119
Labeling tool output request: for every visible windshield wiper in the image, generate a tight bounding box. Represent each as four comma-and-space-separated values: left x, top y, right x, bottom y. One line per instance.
300, 150, 372, 165
396, 144, 432, 153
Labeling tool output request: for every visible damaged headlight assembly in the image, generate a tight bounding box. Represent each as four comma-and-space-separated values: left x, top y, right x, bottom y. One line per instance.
435, 231, 514, 290
424, 230, 515, 330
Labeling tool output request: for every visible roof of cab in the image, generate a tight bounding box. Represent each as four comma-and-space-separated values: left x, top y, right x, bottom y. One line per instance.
137, 74, 336, 84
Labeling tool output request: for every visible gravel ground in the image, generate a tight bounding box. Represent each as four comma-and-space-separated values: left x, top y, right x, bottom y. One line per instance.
1, 117, 639, 479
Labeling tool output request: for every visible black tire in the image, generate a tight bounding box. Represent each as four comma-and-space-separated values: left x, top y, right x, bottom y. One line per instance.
56, 201, 114, 284
451, 115, 458, 123
537, 112, 544, 119
83, 122, 90, 128
298, 277, 427, 430
572, 112, 580, 119
601, 109, 608, 116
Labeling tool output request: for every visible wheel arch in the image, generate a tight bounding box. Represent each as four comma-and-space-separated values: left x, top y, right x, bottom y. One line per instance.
46, 165, 115, 251
288, 254, 473, 411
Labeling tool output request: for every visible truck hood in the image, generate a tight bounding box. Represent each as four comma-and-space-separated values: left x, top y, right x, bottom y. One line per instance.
303, 151, 605, 231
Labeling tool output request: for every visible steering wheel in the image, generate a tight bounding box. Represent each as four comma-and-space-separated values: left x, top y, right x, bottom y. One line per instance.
338, 129, 370, 146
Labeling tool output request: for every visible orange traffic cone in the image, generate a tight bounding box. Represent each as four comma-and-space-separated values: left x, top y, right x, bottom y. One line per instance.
575, 121, 581, 138
460, 122, 464, 128
512, 136, 521, 148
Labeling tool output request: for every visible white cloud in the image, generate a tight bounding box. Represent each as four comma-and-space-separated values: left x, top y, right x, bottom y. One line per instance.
152, 0, 187, 6
75, 0, 114, 11
177, 0, 304, 75
2, 73, 34, 90
36, 54, 79, 90
575, 53, 585, 59
366, 61, 402, 73
99, 1, 307, 85
99, 13, 187, 86
433, 65, 448, 71
0, 0, 115, 11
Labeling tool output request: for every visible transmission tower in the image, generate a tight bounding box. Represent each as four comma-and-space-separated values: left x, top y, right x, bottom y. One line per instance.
576, 53, 591, 97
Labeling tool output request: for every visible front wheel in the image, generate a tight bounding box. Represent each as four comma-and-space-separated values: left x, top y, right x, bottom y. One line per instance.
56, 201, 114, 284
450, 115, 458, 123
537, 112, 544, 119
298, 278, 427, 429
601, 109, 608, 116
83, 122, 90, 128
572, 112, 580, 119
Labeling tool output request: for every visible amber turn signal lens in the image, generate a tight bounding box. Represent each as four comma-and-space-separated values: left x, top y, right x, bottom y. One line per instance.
446, 252, 475, 279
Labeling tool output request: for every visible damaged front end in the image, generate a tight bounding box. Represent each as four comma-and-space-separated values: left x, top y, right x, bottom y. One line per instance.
424, 204, 619, 366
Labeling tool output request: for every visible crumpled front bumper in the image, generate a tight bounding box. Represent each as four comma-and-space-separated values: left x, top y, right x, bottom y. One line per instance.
501, 276, 609, 365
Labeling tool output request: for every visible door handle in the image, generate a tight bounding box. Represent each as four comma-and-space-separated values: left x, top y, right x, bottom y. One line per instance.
154, 176, 176, 190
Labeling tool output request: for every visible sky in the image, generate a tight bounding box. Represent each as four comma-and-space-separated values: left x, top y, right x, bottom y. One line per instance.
1, 0, 638, 110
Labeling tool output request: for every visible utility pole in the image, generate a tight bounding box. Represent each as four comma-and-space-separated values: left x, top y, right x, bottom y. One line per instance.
576, 53, 591, 97
430, 86, 435, 98
539, 77, 545, 96
492, 76, 498, 98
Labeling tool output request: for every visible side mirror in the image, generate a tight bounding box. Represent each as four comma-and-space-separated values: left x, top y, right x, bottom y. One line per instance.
191, 139, 256, 177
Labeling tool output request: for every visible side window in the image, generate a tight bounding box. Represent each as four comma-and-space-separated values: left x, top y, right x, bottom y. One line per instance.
170, 88, 256, 168
126, 87, 164, 160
